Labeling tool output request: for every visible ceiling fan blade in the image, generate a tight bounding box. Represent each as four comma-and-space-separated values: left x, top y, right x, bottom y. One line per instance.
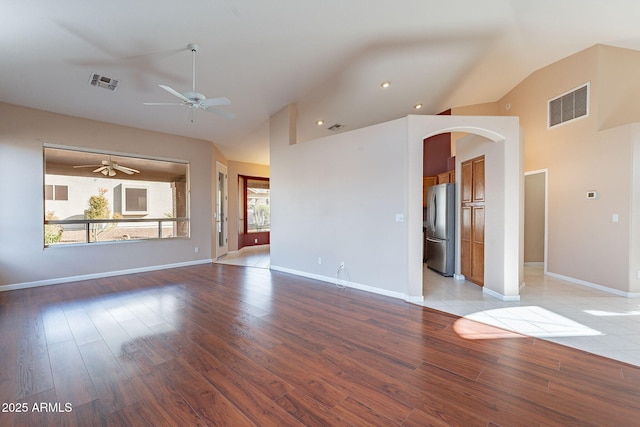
199, 97, 231, 107
204, 107, 236, 120
143, 102, 184, 106
159, 84, 190, 103
73, 164, 101, 168
93, 166, 108, 173
114, 165, 140, 174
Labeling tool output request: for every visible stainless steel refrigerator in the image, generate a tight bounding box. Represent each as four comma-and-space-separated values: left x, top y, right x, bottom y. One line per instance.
425, 183, 455, 276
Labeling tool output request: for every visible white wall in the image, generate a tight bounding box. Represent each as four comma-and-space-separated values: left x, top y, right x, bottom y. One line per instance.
0, 103, 213, 289
270, 107, 522, 301
271, 110, 411, 298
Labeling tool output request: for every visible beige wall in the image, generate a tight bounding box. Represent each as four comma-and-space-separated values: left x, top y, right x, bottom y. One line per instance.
598, 45, 640, 131
497, 45, 636, 293
0, 103, 214, 289
227, 160, 270, 252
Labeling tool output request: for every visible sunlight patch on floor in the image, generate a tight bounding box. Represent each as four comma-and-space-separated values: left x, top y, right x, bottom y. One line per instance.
458, 306, 602, 339
583, 309, 640, 317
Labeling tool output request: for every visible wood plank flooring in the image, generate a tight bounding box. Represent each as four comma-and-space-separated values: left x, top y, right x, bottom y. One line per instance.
1, 263, 640, 426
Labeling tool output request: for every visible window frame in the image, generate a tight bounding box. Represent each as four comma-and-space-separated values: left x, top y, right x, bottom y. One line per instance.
240, 175, 270, 234
43, 144, 191, 247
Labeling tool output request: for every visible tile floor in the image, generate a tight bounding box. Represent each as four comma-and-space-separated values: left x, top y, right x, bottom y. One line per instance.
422, 264, 640, 367
215, 245, 271, 268
216, 246, 640, 367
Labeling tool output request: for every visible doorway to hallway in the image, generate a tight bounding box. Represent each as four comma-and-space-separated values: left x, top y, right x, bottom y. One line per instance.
524, 170, 547, 270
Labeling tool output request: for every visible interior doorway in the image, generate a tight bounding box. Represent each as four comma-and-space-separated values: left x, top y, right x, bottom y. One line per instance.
215, 162, 228, 259
524, 170, 548, 270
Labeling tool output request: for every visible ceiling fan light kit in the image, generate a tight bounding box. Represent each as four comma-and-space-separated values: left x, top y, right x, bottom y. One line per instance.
74, 158, 140, 177
143, 43, 235, 122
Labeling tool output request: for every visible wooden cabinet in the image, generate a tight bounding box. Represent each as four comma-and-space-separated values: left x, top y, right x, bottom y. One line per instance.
422, 176, 437, 207
437, 169, 456, 184
460, 156, 485, 286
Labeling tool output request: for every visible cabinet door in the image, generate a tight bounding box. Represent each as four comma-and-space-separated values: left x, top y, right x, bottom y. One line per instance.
460, 156, 485, 286
472, 158, 485, 202
437, 172, 450, 184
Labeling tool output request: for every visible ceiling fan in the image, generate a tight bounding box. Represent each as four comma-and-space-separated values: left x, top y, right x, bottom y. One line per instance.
73, 158, 140, 177
144, 43, 235, 122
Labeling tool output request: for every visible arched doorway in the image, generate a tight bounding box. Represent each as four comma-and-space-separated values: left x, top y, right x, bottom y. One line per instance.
406, 115, 523, 302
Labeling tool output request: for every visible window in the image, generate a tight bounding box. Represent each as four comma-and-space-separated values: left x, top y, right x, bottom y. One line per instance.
114, 185, 148, 215
44, 184, 68, 201
126, 187, 147, 212
43, 146, 189, 246
548, 82, 589, 128
242, 177, 270, 233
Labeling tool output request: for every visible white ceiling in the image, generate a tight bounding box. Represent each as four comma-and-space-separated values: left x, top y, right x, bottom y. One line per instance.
3, 1, 640, 165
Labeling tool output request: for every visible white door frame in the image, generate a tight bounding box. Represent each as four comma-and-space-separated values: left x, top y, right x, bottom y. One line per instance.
215, 162, 228, 259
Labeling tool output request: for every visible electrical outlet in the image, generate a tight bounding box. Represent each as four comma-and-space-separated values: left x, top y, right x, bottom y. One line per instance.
318, 257, 322, 265
194, 247, 199, 253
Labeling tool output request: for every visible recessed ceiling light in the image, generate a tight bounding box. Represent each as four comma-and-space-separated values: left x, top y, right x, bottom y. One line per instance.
380, 81, 391, 88
414, 104, 423, 110
316, 120, 324, 126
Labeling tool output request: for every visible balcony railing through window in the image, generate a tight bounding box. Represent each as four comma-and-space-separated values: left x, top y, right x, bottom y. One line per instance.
44, 217, 189, 246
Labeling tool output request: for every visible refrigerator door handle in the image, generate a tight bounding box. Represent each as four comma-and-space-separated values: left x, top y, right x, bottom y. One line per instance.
426, 237, 442, 243
431, 192, 437, 231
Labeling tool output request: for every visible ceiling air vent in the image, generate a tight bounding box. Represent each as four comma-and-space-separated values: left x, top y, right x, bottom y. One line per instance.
548, 82, 589, 128
327, 123, 344, 131
89, 73, 119, 91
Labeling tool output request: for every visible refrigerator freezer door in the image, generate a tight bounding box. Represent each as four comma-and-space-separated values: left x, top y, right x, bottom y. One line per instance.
426, 237, 448, 275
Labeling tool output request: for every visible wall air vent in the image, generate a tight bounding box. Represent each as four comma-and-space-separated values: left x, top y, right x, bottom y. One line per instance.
89, 73, 119, 91
327, 123, 344, 131
548, 82, 589, 128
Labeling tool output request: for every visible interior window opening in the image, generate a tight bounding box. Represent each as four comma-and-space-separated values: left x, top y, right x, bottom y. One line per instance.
43, 146, 190, 246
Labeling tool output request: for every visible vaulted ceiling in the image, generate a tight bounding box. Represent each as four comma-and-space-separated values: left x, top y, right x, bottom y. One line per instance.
3, 1, 640, 165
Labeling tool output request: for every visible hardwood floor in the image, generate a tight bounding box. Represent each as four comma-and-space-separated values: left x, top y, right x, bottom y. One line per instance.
2, 263, 640, 426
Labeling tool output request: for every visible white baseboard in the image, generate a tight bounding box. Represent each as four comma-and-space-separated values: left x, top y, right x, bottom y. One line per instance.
270, 265, 410, 301
0, 259, 213, 293
545, 271, 640, 298
483, 286, 521, 302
